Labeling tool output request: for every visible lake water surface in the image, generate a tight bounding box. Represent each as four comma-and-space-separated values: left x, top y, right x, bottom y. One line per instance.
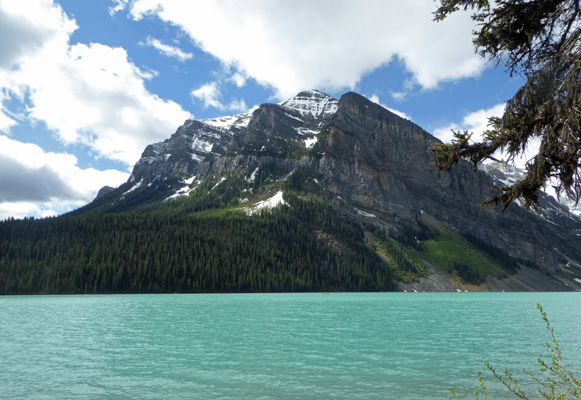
1, 292, 580, 399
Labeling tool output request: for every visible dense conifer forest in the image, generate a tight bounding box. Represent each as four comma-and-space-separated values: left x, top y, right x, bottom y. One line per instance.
0, 194, 396, 295
0, 178, 536, 295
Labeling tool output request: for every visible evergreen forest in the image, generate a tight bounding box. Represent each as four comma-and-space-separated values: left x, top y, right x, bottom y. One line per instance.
0, 194, 396, 295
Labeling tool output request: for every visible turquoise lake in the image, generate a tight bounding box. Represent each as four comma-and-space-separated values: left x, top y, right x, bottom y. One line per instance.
1, 293, 580, 399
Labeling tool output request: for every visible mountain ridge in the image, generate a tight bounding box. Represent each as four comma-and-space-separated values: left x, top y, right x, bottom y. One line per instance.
4, 90, 578, 294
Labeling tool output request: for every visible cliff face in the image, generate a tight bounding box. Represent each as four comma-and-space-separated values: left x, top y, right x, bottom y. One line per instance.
88, 90, 581, 278
311, 92, 575, 274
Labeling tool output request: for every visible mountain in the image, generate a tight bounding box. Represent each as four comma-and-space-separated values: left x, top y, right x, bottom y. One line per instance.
2, 90, 581, 294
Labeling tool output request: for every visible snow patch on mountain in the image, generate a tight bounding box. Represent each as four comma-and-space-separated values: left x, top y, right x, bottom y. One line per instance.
246, 167, 259, 183
200, 112, 252, 130
295, 127, 319, 136
165, 175, 202, 201
191, 137, 213, 153
191, 153, 204, 163
355, 207, 377, 218
166, 186, 193, 200
211, 177, 227, 190
184, 176, 197, 185
304, 137, 318, 149
245, 191, 288, 215
123, 179, 143, 196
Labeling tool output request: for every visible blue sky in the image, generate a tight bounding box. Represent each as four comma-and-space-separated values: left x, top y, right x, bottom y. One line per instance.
0, 0, 526, 220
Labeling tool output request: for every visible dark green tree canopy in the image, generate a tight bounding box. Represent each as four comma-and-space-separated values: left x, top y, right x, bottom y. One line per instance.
432, 0, 581, 210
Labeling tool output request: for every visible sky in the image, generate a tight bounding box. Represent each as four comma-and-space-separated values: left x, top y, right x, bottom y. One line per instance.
0, 0, 528, 220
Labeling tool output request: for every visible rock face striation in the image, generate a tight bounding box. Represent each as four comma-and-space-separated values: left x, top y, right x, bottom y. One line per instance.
88, 90, 581, 281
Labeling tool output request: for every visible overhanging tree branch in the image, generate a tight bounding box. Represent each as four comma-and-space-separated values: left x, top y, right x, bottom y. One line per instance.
432, 0, 581, 210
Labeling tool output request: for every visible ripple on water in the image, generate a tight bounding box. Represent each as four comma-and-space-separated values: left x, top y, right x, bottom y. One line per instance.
0, 292, 579, 399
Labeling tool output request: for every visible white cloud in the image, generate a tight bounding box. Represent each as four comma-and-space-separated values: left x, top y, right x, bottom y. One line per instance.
369, 94, 412, 121
0, 91, 18, 132
109, 0, 130, 16
225, 98, 248, 112
228, 72, 247, 88
142, 36, 193, 61
389, 80, 417, 102
0, 109, 16, 133
118, 0, 484, 99
191, 81, 248, 112
0, 202, 41, 221
0, 0, 77, 70
390, 91, 407, 102
0, 0, 192, 165
0, 135, 129, 220
0, 0, 199, 218
191, 82, 222, 109
0, 0, 195, 218
19, 40, 191, 164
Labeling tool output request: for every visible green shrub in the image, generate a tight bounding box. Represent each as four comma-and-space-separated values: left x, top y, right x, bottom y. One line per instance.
449, 303, 580, 399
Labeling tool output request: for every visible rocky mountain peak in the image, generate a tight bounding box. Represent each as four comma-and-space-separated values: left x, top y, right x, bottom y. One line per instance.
95, 185, 115, 200
280, 89, 338, 120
